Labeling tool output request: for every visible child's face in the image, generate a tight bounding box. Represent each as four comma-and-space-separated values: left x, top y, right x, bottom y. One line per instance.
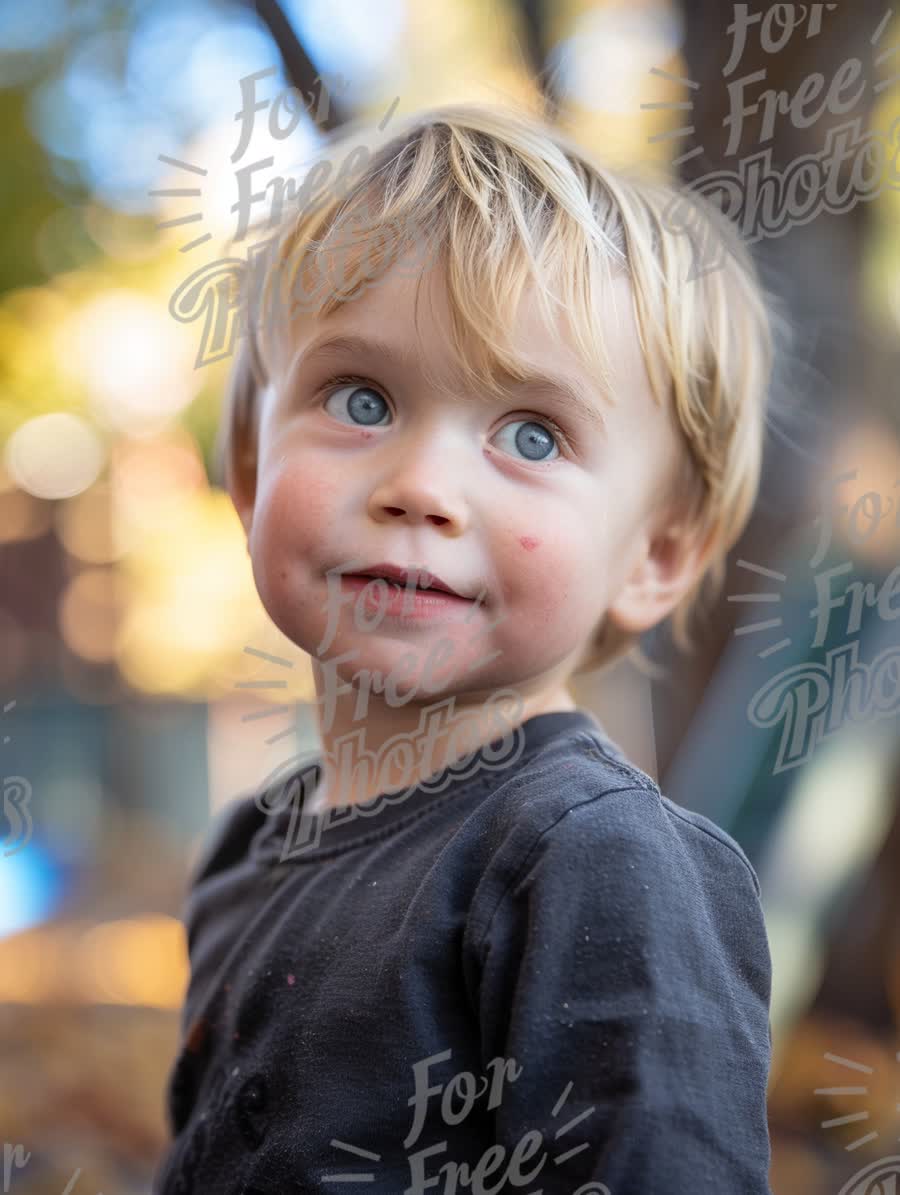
236, 248, 683, 707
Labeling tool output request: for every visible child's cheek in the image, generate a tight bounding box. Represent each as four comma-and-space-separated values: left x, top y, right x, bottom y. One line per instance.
507, 523, 602, 639
260, 464, 340, 555
248, 466, 339, 633
496, 538, 573, 634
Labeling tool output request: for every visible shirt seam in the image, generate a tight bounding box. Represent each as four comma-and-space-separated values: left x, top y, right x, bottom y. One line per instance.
472, 781, 645, 958
573, 730, 660, 793
576, 730, 761, 894
472, 780, 762, 958
660, 798, 762, 897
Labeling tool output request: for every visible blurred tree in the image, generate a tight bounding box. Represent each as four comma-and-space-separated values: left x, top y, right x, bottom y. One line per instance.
252, 0, 348, 131
0, 87, 92, 292
657, 0, 893, 833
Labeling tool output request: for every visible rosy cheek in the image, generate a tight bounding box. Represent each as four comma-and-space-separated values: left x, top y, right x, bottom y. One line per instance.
257, 480, 326, 569
518, 535, 541, 551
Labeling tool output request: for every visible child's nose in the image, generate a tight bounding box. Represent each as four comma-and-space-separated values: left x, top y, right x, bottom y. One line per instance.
366, 449, 469, 531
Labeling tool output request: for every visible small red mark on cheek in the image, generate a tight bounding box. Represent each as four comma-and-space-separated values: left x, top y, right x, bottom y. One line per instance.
519, 536, 541, 551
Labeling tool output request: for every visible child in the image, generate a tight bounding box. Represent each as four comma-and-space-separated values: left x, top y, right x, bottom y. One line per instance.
154, 101, 775, 1194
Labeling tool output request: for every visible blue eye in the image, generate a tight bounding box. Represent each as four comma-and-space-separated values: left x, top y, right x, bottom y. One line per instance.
319, 379, 563, 461
324, 383, 390, 427
494, 419, 560, 462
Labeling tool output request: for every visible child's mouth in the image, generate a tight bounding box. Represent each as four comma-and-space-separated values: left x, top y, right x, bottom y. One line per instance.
340, 574, 476, 620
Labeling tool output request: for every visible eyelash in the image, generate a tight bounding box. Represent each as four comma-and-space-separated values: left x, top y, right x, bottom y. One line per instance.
317, 373, 574, 457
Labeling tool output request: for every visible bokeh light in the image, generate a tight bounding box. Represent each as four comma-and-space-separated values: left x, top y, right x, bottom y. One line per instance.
5, 412, 105, 499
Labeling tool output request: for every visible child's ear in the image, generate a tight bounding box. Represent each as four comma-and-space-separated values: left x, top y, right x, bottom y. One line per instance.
605, 517, 714, 637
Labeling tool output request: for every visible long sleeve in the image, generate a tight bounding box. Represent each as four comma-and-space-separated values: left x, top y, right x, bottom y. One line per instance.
470, 786, 773, 1195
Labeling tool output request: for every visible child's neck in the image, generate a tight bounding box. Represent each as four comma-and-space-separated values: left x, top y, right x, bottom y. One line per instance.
306, 668, 576, 815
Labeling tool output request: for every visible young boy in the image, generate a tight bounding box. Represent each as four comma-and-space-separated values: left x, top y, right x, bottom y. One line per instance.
154, 102, 775, 1194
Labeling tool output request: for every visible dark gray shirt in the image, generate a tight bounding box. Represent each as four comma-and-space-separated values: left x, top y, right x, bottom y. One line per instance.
153, 708, 773, 1194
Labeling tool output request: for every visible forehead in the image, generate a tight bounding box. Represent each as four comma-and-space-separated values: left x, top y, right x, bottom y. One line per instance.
268, 247, 659, 435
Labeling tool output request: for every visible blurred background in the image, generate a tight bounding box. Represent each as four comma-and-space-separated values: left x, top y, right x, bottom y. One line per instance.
1, 1, 899, 1191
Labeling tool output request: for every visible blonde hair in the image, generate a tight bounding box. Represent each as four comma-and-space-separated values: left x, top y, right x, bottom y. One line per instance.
217, 99, 776, 680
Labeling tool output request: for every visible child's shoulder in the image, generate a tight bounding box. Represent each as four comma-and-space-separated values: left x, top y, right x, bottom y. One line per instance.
479, 716, 762, 900
186, 788, 269, 890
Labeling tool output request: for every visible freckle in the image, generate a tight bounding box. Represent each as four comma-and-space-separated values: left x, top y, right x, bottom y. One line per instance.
519, 536, 541, 551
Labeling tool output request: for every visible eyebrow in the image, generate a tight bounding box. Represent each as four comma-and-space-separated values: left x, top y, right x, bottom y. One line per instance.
285, 332, 608, 434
